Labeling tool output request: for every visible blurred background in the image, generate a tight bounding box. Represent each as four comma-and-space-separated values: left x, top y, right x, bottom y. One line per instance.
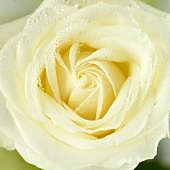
0, 0, 170, 169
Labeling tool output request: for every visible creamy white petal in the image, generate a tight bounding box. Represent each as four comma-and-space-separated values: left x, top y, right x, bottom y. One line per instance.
98, 122, 167, 168
16, 5, 76, 82
7, 103, 119, 169
0, 36, 33, 118
38, 0, 138, 11
16, 143, 138, 170
0, 16, 27, 49
129, 3, 170, 54
16, 143, 61, 170
0, 101, 25, 148
67, 2, 138, 27
44, 87, 151, 150
0, 90, 15, 150
0, 130, 15, 150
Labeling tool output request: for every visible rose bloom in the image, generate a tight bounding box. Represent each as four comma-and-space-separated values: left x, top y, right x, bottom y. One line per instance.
0, 0, 170, 169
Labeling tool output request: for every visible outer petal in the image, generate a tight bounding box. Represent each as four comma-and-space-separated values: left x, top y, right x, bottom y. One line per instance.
16, 144, 138, 170
15, 144, 59, 170
0, 35, 34, 119
0, 91, 26, 150
97, 119, 167, 169
0, 16, 27, 49
38, 0, 139, 10
0, 90, 15, 150
79, 163, 138, 170
128, 2, 170, 54
5, 103, 114, 169
0, 130, 14, 150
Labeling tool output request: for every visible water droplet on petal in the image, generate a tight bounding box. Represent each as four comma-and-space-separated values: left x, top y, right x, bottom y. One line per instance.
74, 4, 80, 9
45, 13, 48, 17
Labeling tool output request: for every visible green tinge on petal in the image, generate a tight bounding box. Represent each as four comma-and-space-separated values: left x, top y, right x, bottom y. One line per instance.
0, 148, 40, 170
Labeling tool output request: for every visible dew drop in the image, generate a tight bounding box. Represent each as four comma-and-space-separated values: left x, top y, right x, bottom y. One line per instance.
25, 39, 28, 44
61, 8, 65, 12
44, 8, 49, 18
31, 20, 36, 24
74, 4, 80, 9
45, 13, 48, 17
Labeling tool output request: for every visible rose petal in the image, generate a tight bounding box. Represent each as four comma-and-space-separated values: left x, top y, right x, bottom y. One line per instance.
0, 16, 27, 49
0, 90, 15, 150
0, 36, 33, 118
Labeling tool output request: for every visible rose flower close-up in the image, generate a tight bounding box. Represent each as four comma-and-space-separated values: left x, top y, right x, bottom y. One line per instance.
0, 0, 170, 170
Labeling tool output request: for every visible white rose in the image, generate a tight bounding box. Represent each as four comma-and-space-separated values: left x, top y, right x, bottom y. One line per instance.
0, 0, 170, 170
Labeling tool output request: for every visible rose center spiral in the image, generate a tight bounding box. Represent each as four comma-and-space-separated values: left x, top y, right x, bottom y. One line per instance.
40, 42, 126, 121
